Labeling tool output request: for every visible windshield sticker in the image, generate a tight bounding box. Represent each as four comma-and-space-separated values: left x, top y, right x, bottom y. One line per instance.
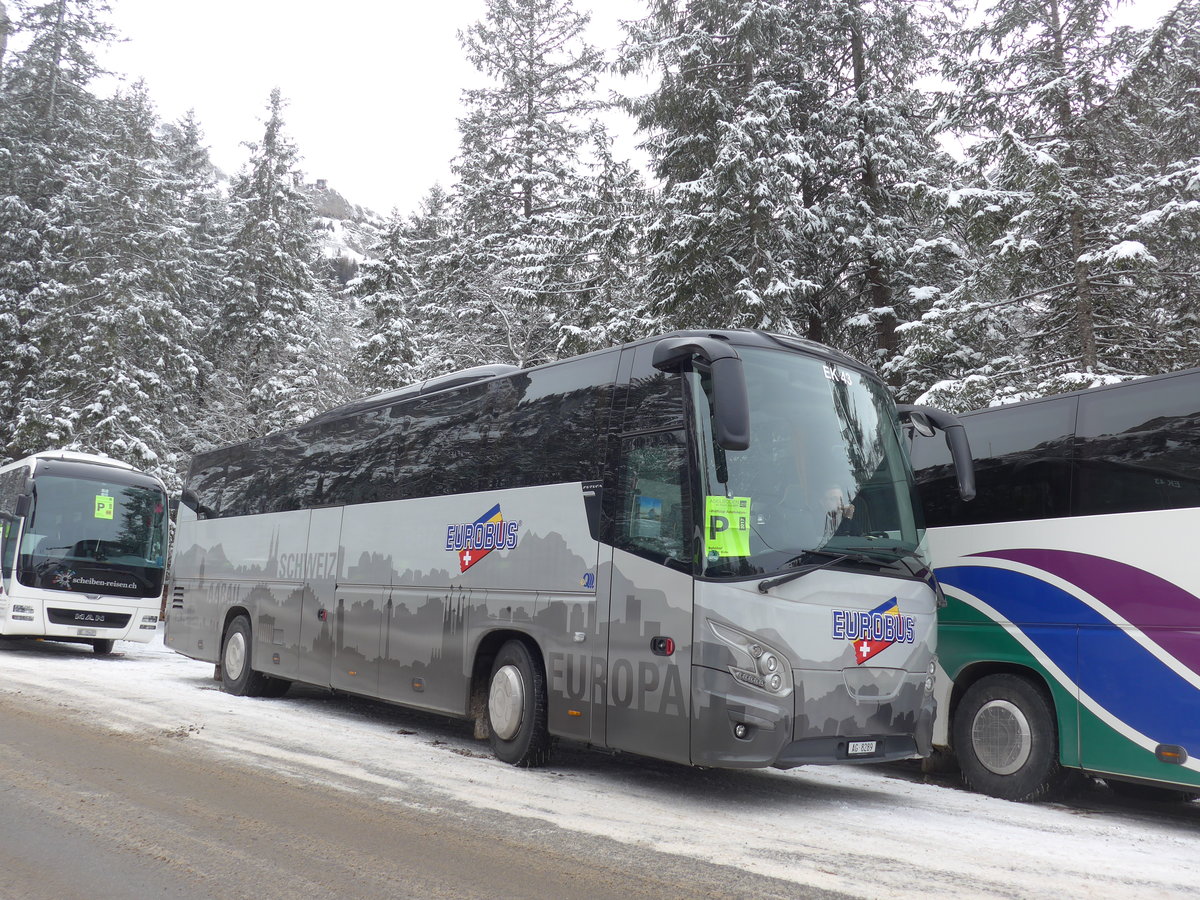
833, 597, 916, 664
94, 493, 114, 520
705, 496, 751, 558
445, 503, 519, 574
632, 496, 663, 538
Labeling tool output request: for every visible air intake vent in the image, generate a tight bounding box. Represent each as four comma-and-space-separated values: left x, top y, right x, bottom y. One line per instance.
171, 586, 185, 610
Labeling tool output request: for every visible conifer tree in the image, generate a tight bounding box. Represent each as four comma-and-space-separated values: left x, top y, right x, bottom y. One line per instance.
619, 0, 950, 366
0, 0, 114, 460
215, 89, 330, 438
452, 0, 607, 366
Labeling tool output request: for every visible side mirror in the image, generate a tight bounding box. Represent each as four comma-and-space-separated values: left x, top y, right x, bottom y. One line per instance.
13, 493, 30, 519
897, 404, 976, 501
652, 336, 750, 451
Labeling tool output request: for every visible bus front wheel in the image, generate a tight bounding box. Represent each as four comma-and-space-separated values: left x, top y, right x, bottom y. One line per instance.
92, 639, 114, 655
486, 640, 552, 767
220, 615, 271, 697
954, 673, 1077, 802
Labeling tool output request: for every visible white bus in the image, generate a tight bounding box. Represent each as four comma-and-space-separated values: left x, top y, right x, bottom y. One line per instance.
0, 450, 170, 653
166, 331, 974, 768
910, 367, 1200, 801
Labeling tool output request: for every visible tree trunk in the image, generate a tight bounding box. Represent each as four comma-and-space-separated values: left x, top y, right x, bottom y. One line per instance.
1, 1, 11, 78
1048, 0, 1098, 370
850, 3, 898, 373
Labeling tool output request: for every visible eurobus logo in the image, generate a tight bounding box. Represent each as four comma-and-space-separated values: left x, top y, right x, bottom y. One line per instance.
832, 597, 916, 665
445, 503, 520, 573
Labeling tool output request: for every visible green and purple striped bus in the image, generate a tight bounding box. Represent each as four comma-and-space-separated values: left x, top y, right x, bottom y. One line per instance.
911, 368, 1200, 802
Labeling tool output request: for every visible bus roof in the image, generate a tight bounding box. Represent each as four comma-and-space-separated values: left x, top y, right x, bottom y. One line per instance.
948, 365, 1200, 421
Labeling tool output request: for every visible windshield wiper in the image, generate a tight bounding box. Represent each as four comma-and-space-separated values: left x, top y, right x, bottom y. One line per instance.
756, 549, 880, 593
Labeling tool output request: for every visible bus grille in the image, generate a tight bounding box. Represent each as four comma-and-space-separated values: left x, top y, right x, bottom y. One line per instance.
46, 609, 131, 629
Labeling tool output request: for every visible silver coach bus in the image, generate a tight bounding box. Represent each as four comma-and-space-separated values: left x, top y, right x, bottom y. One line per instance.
166, 331, 974, 768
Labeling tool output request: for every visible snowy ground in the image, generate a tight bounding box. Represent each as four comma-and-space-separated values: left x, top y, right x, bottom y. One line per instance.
1, 630, 1197, 899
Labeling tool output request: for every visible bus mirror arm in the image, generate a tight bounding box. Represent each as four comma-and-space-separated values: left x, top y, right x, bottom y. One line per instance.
13, 493, 30, 519
652, 337, 750, 451
897, 405, 976, 502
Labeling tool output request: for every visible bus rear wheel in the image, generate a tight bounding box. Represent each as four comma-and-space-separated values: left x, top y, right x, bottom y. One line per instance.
486, 640, 551, 767
954, 673, 1077, 802
220, 615, 271, 697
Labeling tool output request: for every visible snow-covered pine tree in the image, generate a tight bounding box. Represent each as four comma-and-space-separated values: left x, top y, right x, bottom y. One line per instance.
619, 0, 950, 364
38, 82, 201, 479
557, 123, 655, 356
451, 0, 606, 367
1102, 0, 1200, 371
159, 109, 230, 462
0, 0, 114, 461
215, 88, 334, 438
935, 0, 1166, 397
352, 205, 426, 392
619, 0, 817, 333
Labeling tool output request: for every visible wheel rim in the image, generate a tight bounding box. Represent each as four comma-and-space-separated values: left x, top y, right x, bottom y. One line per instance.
971, 698, 1033, 775
224, 630, 247, 681
488, 664, 525, 741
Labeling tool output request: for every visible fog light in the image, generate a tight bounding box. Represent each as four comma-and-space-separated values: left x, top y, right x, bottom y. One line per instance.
734, 723, 749, 739
769, 673, 782, 691
924, 675, 935, 693
749, 644, 763, 659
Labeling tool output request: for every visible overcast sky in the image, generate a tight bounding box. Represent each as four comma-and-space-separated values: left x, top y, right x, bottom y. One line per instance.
101, 0, 646, 217
99, 0, 1177, 219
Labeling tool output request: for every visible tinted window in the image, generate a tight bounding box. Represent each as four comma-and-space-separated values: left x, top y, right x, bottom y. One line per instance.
187, 352, 619, 517
487, 353, 618, 491
614, 430, 691, 568
1074, 373, 1200, 515
913, 398, 1077, 527
623, 344, 685, 433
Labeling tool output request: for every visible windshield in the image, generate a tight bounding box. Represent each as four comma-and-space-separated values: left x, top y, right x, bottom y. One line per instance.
18, 474, 168, 598
691, 346, 925, 578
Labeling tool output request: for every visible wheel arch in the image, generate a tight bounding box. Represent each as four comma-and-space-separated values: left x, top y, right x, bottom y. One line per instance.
948, 660, 1075, 765
468, 628, 546, 735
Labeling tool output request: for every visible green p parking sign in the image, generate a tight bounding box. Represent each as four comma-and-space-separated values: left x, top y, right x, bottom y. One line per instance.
705, 496, 751, 557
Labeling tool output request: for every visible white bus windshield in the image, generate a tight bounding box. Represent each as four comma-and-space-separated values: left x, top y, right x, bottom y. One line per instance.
693, 347, 924, 578
18, 475, 168, 598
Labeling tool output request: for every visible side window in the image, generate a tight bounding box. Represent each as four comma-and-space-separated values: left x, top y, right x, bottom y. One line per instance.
615, 430, 690, 567
912, 399, 1076, 527
1075, 373, 1200, 515
0, 466, 28, 581
623, 344, 685, 433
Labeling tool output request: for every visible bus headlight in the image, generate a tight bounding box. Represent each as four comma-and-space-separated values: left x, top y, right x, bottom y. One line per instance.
707, 620, 794, 698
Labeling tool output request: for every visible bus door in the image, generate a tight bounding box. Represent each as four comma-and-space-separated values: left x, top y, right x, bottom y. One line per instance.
296, 506, 344, 687
604, 346, 694, 764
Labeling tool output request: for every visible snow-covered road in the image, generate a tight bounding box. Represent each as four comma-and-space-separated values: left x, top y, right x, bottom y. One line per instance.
1, 631, 1196, 899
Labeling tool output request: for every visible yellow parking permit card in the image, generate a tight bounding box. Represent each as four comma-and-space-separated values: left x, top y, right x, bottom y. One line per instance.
95, 495, 114, 520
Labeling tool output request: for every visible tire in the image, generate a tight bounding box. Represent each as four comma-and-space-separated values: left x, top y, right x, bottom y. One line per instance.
953, 673, 1078, 802
1106, 779, 1198, 803
91, 639, 115, 655
486, 640, 552, 767
220, 615, 271, 697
